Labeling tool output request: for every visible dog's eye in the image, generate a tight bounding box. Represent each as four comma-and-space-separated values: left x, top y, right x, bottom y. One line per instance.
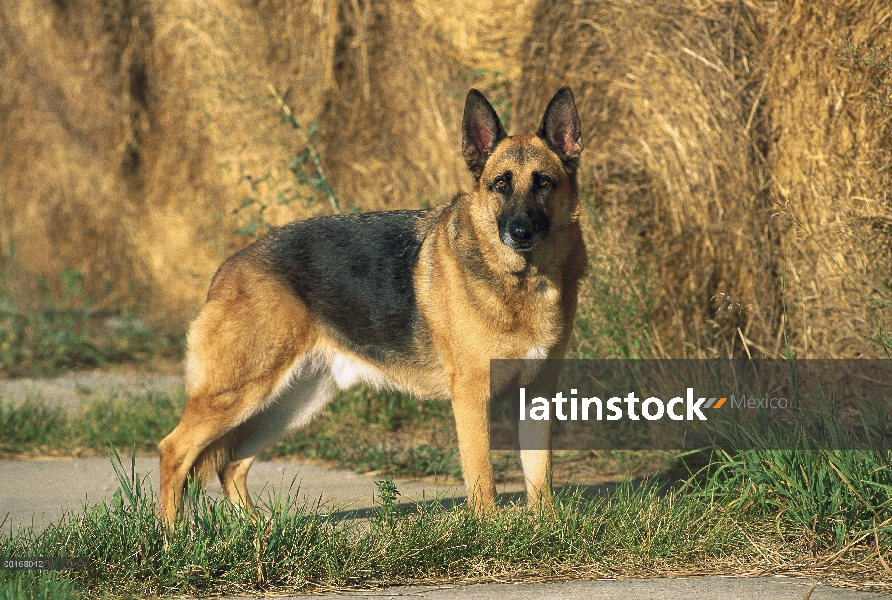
491, 172, 512, 194
536, 175, 552, 189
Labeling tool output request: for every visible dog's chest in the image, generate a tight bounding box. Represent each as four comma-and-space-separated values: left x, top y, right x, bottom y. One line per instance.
491, 275, 565, 358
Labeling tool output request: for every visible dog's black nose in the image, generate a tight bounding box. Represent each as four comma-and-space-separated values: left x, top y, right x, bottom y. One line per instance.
502, 209, 549, 250
509, 215, 535, 244
499, 208, 548, 250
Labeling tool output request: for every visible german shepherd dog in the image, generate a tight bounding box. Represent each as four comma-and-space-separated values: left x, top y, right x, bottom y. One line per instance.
158, 87, 586, 527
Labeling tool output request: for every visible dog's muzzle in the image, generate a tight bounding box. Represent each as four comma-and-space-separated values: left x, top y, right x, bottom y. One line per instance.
499, 208, 550, 251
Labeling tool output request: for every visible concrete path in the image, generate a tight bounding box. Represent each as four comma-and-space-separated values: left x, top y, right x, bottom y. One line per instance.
0, 457, 490, 534
0, 372, 183, 408
260, 578, 885, 599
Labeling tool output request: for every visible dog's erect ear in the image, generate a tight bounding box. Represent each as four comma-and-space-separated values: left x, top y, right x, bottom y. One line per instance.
462, 89, 507, 179
537, 86, 584, 171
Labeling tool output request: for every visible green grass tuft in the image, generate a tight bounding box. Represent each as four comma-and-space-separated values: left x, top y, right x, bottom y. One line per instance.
0, 391, 185, 456
0, 451, 786, 598
0, 269, 180, 378
0, 572, 83, 600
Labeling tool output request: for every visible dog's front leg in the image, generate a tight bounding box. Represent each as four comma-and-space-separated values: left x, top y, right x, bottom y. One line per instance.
518, 420, 552, 508
517, 359, 563, 508
451, 377, 497, 512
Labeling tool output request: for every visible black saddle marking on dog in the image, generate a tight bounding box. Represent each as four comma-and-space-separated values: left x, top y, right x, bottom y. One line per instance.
263, 210, 427, 361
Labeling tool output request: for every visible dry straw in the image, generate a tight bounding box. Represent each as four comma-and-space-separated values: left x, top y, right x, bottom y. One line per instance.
0, 0, 526, 323
0, 0, 889, 357
764, 1, 892, 358
0, 1, 152, 307
516, 0, 892, 358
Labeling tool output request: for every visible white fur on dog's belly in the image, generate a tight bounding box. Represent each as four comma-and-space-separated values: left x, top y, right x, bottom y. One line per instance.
328, 352, 395, 390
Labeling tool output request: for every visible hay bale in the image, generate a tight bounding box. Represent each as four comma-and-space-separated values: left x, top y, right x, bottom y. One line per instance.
764, 1, 892, 357
515, 0, 780, 357
0, 0, 342, 321
313, 1, 468, 213
317, 0, 539, 213
141, 0, 515, 316
0, 0, 151, 308
0, 0, 536, 325
135, 0, 344, 320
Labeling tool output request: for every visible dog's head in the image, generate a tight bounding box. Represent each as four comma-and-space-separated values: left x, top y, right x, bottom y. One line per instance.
461, 87, 583, 253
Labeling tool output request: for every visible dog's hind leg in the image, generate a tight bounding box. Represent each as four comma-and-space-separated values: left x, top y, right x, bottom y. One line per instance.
216, 369, 337, 509
220, 457, 256, 511
158, 263, 317, 529
158, 383, 279, 528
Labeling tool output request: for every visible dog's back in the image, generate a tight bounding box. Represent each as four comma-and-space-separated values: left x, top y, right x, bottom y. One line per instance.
246, 210, 431, 362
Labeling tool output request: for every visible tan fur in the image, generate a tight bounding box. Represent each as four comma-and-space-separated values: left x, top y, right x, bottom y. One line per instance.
159, 91, 586, 527
416, 135, 585, 509
158, 253, 319, 522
